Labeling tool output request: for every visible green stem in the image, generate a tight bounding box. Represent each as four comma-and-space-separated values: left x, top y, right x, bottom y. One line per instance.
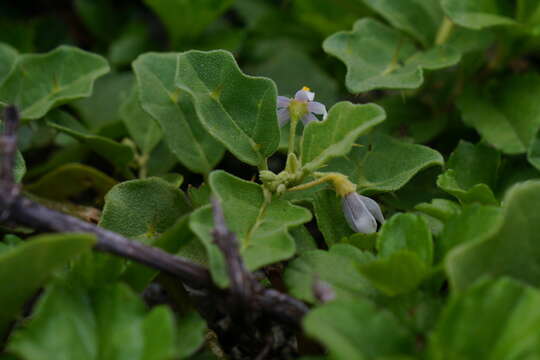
435, 17, 454, 45
288, 114, 299, 157
243, 195, 271, 250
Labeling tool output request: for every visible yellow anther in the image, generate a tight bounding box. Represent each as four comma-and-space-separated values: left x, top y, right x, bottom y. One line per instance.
302, 86, 311, 91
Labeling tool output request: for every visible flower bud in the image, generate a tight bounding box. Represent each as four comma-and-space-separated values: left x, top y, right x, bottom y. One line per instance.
341, 192, 384, 234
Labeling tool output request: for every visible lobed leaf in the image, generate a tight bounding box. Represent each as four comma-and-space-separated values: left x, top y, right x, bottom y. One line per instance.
133, 52, 225, 174
301, 101, 385, 172
0, 45, 109, 120
190, 170, 312, 287
323, 18, 460, 93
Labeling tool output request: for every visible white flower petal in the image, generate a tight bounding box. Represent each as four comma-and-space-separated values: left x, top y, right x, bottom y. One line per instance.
277, 96, 291, 108
342, 192, 377, 234
308, 101, 327, 116
359, 195, 385, 224
295, 89, 315, 102
277, 108, 290, 127
301, 113, 318, 126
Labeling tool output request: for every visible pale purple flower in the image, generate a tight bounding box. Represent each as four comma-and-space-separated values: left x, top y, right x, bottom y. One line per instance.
276, 86, 327, 127
342, 192, 384, 234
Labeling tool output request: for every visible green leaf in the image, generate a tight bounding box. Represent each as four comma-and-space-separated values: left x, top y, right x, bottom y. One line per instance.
303, 299, 413, 360
190, 170, 311, 287
13, 150, 25, 183
446, 180, 540, 291
312, 190, 354, 247
458, 74, 540, 155
437, 171, 498, 204
438, 204, 502, 260
47, 110, 134, 168
143, 0, 235, 46
71, 72, 133, 134
173, 50, 280, 166
446, 141, 500, 188
0, 42, 17, 85
26, 163, 117, 204
437, 140, 500, 204
429, 277, 540, 359
301, 102, 385, 172
363, 0, 444, 47
120, 85, 162, 155
100, 177, 191, 240
0, 45, 109, 120
377, 213, 433, 265
415, 198, 461, 222
323, 18, 460, 93
357, 251, 429, 296
284, 244, 375, 303
327, 133, 444, 193
176, 312, 206, 358
357, 213, 432, 296
133, 52, 225, 174
0, 233, 95, 336
8, 282, 178, 360
441, 0, 518, 29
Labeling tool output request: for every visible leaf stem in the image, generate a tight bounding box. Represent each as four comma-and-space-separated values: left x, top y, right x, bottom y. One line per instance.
435, 17, 454, 45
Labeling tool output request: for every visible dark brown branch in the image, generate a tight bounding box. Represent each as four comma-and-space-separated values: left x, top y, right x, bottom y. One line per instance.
0, 106, 308, 328
211, 197, 255, 318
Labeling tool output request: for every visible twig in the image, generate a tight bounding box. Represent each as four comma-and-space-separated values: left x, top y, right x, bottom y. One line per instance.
0, 106, 308, 328
211, 196, 254, 319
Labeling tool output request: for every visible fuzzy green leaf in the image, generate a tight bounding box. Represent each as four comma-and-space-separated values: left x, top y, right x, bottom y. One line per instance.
133, 52, 225, 174
301, 102, 385, 172
0, 45, 109, 120
0, 43, 17, 85
190, 170, 311, 287
323, 18, 460, 93
173, 50, 280, 166
327, 133, 444, 193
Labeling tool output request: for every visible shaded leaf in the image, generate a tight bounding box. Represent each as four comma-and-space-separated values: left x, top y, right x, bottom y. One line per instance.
430, 277, 540, 359
0, 45, 109, 120
47, 110, 134, 168
71, 72, 133, 135
143, 0, 235, 46
284, 244, 374, 303
0, 42, 17, 85
120, 85, 162, 155
26, 163, 116, 204
446, 180, 540, 291
363, 0, 443, 47
441, 0, 524, 29
312, 189, 354, 247
304, 299, 413, 360
458, 74, 540, 155
0, 233, 95, 336
8, 282, 178, 360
